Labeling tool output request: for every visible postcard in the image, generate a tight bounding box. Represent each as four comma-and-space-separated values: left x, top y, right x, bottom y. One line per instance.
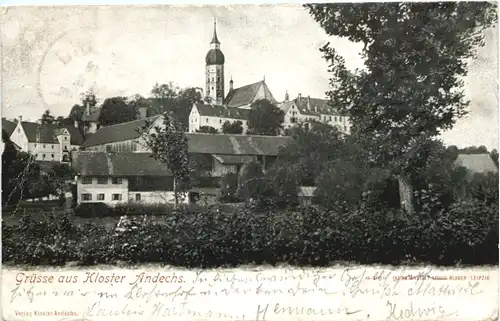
2, 3, 498, 320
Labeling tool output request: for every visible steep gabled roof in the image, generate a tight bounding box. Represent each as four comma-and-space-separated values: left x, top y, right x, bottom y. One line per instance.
72, 152, 171, 176
20, 122, 84, 145
186, 133, 292, 156
2, 118, 17, 137
82, 108, 101, 122
194, 104, 249, 120
224, 81, 277, 108
81, 115, 161, 148
294, 96, 344, 116
454, 154, 498, 175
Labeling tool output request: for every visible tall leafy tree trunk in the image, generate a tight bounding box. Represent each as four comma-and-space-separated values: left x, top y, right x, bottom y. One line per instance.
306, 3, 497, 214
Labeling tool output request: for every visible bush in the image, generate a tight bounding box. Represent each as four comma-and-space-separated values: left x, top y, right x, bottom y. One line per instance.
2, 200, 498, 267
112, 203, 174, 216
74, 203, 110, 217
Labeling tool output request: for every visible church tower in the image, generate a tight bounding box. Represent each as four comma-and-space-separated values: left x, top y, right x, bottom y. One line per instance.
205, 19, 225, 105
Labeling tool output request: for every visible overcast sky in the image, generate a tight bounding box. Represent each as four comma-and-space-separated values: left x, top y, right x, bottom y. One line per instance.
1, 5, 498, 149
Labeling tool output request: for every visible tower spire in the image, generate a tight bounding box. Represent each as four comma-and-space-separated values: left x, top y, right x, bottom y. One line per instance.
211, 18, 220, 44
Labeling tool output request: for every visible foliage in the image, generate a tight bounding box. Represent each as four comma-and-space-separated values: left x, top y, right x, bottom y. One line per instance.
150, 82, 204, 130
219, 172, 240, 203
247, 99, 284, 136
141, 114, 190, 207
263, 164, 299, 209
98, 96, 138, 126
490, 149, 499, 167
196, 126, 219, 134
41, 110, 55, 125
2, 133, 40, 205
278, 121, 345, 185
458, 145, 489, 154
466, 172, 499, 206
306, 2, 497, 176
236, 161, 269, 202
74, 203, 111, 218
3, 201, 498, 266
222, 120, 244, 134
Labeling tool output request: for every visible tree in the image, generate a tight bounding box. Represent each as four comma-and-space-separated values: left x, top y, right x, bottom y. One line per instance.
277, 121, 344, 186
150, 82, 204, 129
220, 172, 240, 203
490, 149, 499, 168
41, 110, 55, 125
459, 145, 489, 154
98, 96, 138, 126
306, 3, 497, 213
236, 161, 267, 202
263, 164, 299, 208
222, 120, 244, 134
196, 126, 219, 134
141, 114, 190, 208
247, 99, 284, 136
2, 131, 40, 205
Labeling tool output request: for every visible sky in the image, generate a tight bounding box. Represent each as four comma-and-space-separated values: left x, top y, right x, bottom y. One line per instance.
1, 5, 498, 149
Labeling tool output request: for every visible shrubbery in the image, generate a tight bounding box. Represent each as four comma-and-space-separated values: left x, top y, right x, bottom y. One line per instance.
3, 200, 498, 267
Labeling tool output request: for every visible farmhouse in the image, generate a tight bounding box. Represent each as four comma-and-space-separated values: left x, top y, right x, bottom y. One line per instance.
73, 127, 293, 206
278, 94, 350, 133
8, 116, 84, 163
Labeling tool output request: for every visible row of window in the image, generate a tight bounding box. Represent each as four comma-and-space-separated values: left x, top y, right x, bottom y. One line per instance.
81, 193, 133, 201
208, 77, 222, 83
34, 143, 68, 149
81, 177, 123, 185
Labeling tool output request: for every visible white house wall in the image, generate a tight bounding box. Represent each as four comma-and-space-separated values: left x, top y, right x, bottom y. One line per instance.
77, 176, 129, 206
127, 191, 189, 204
9, 123, 28, 151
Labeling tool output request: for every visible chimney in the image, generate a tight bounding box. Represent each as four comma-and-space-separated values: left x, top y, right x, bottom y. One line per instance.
18, 115, 22, 123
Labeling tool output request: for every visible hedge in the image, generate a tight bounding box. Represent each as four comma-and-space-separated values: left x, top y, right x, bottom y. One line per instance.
3, 200, 498, 267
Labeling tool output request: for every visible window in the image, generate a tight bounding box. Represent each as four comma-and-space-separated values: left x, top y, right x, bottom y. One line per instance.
135, 193, 141, 201
217, 77, 220, 82
52, 145, 54, 149
334, 116, 337, 122
219, 119, 222, 123
291, 117, 297, 123
106, 145, 112, 153
51, 154, 54, 159
206, 118, 209, 123
64, 137, 67, 140
64, 146, 68, 150
43, 144, 46, 148
81, 194, 92, 201
17, 128, 20, 133
97, 177, 108, 184
82, 177, 92, 184
112, 194, 122, 201
97, 194, 105, 201
112, 177, 122, 185
212, 77, 214, 82
42, 154, 46, 159
329, 116, 332, 121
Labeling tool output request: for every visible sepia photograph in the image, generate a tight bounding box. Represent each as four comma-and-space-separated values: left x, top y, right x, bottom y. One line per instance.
1, 2, 499, 320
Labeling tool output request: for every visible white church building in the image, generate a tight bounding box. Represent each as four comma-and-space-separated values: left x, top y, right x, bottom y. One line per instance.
188, 20, 351, 134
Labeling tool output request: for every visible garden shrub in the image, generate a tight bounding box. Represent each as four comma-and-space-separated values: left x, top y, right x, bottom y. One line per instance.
74, 203, 110, 217
2, 200, 498, 267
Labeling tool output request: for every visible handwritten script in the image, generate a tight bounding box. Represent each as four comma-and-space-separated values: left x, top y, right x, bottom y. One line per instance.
2, 266, 497, 320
